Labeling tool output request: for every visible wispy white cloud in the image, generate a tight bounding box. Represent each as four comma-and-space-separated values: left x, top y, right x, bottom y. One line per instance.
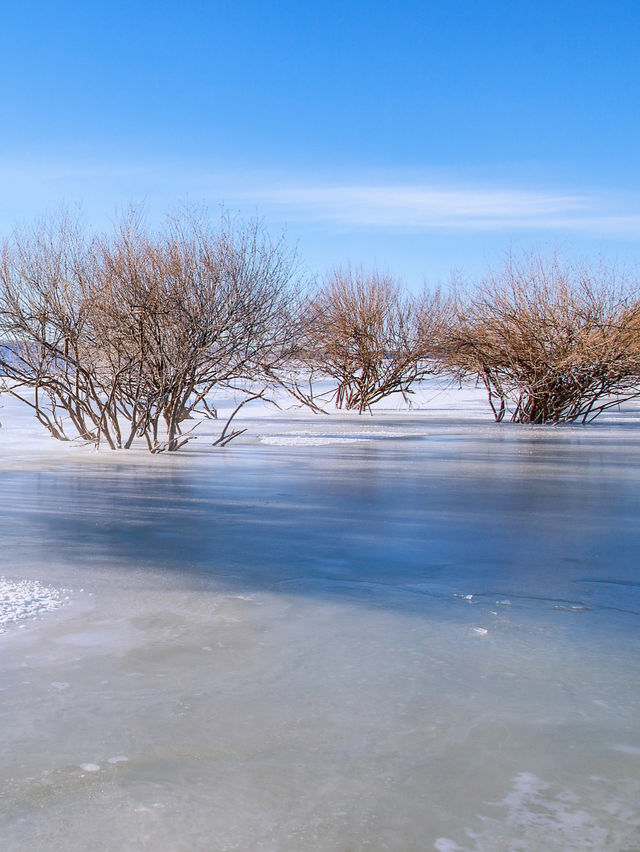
238, 182, 640, 235
245, 184, 586, 225
1, 161, 639, 238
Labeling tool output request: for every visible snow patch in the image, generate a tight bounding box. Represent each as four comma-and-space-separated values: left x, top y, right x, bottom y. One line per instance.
0, 577, 70, 633
260, 435, 361, 446
259, 428, 410, 446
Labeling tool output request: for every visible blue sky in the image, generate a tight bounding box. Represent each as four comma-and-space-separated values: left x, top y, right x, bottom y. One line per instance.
2, 0, 639, 287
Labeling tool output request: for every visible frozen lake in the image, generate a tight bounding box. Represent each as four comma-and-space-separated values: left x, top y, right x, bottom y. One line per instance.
1, 390, 639, 850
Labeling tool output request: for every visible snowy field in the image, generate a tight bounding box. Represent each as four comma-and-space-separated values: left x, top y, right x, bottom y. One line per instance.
0, 380, 639, 851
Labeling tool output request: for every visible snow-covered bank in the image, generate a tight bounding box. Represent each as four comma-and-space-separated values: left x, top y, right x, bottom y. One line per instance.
0, 376, 639, 462
0, 377, 488, 459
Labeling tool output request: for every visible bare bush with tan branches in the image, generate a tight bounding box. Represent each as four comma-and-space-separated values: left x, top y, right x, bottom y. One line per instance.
446, 254, 640, 423
89, 210, 303, 450
0, 214, 114, 444
0, 209, 303, 451
300, 268, 451, 413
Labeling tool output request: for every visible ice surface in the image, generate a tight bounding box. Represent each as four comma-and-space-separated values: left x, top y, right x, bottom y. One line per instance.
437, 771, 640, 851
0, 382, 639, 851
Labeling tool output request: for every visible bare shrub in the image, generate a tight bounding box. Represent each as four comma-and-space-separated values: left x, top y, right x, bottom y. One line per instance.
0, 209, 303, 451
446, 254, 640, 423
0, 214, 121, 445
301, 268, 450, 413
89, 210, 302, 450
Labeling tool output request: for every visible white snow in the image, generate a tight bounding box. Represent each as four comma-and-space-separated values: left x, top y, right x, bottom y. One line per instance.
258, 427, 413, 445
259, 434, 361, 445
0, 577, 69, 633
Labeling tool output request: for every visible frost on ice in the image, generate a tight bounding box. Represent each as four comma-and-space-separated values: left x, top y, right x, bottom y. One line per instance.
0, 577, 69, 633
434, 771, 640, 851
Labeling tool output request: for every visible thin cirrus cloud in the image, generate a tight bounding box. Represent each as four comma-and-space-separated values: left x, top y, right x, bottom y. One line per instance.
1, 161, 639, 238
242, 183, 640, 235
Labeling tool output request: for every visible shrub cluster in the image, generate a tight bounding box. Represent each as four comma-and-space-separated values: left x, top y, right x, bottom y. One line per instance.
297, 267, 452, 413
0, 210, 302, 451
0, 211, 639, 452
445, 255, 640, 423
